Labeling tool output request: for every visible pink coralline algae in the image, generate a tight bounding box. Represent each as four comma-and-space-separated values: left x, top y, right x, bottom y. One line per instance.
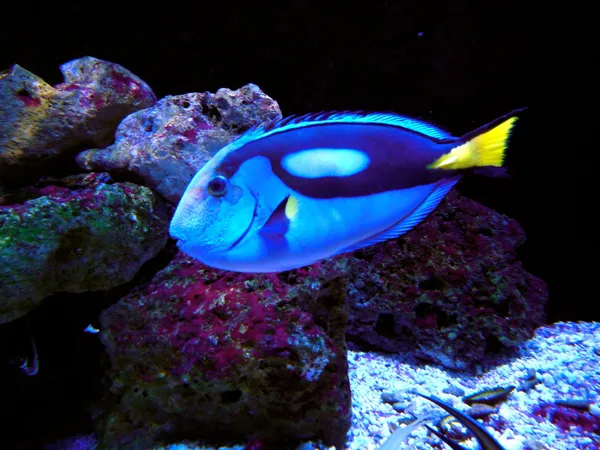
98, 252, 351, 450
0, 173, 170, 324
75, 84, 282, 203
96, 190, 545, 448
0, 57, 156, 186
533, 403, 600, 436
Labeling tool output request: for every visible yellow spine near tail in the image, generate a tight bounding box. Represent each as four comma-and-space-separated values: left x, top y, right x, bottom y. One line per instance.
428, 116, 519, 170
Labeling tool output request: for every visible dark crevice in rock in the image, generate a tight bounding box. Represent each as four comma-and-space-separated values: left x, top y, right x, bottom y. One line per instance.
374, 313, 396, 338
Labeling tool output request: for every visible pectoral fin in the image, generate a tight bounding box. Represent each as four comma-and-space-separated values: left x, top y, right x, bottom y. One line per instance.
259, 195, 299, 237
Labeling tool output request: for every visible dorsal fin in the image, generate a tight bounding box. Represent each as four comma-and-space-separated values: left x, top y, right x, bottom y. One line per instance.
239, 110, 456, 146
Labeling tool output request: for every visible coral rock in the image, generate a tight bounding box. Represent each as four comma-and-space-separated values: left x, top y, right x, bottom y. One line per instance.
0, 57, 156, 186
0, 173, 169, 324
75, 83, 282, 203
98, 252, 350, 449
338, 190, 548, 370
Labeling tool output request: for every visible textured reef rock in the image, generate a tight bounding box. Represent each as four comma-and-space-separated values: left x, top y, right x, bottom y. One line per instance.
0, 173, 170, 324
336, 190, 548, 370
96, 191, 546, 449
200, 191, 545, 372
75, 84, 282, 203
98, 252, 350, 450
260, 190, 540, 372
0, 56, 156, 186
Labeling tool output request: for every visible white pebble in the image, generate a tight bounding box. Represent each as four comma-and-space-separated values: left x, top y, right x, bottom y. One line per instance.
542, 372, 556, 387
590, 402, 600, 417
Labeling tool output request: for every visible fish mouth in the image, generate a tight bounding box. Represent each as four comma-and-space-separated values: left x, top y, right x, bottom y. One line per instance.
227, 193, 258, 251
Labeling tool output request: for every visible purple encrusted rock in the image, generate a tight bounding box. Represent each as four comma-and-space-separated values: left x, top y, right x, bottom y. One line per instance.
0, 57, 156, 186
98, 252, 350, 449
0, 173, 170, 324
75, 84, 282, 203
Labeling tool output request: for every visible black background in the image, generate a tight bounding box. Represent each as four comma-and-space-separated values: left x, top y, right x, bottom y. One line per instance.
0, 1, 580, 447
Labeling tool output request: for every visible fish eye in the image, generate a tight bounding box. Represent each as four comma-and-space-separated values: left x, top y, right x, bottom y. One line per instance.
207, 175, 228, 196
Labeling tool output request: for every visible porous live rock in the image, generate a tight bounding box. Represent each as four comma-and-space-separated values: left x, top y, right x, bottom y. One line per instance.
97, 252, 351, 450
0, 173, 169, 324
340, 190, 548, 370
0, 56, 156, 186
75, 83, 282, 203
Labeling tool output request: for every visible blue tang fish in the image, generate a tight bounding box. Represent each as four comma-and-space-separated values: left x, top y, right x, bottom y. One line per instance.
170, 109, 524, 272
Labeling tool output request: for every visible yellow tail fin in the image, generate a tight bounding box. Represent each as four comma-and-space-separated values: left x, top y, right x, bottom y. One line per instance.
428, 115, 520, 170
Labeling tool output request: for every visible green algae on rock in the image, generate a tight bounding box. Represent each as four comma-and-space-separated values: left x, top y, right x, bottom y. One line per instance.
0, 173, 169, 324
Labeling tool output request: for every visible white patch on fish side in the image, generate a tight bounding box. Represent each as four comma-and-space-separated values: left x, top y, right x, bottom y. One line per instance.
281, 148, 370, 179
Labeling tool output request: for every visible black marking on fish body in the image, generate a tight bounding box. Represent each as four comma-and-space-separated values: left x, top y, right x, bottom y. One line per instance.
218, 121, 460, 199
